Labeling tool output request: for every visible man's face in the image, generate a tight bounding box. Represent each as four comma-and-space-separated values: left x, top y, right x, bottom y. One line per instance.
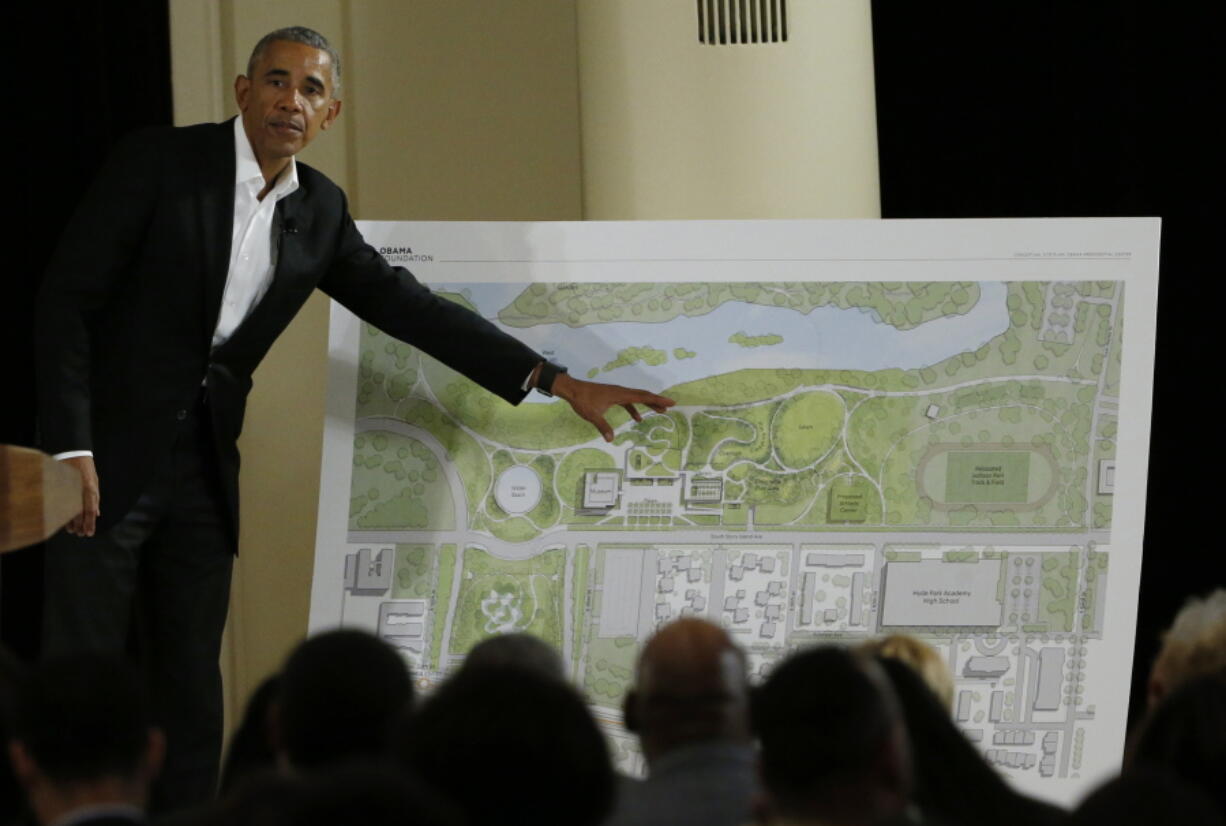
235, 39, 341, 168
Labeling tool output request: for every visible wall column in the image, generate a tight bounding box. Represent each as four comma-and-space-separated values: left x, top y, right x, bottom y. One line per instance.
577, 0, 879, 219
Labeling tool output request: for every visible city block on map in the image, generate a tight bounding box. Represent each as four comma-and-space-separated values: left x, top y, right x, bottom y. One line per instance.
330, 279, 1122, 789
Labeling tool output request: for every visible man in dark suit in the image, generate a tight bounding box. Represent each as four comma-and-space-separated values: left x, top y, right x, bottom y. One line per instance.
35, 26, 672, 809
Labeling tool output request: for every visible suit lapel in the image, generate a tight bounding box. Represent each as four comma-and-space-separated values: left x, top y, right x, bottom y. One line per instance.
199, 120, 237, 347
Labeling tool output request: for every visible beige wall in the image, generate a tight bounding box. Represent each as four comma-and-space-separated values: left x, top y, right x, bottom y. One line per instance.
576, 0, 879, 219
169, 0, 878, 734
346, 3, 583, 220
169, 0, 583, 727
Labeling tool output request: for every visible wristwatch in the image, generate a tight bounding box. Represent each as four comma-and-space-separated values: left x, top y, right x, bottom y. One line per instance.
535, 361, 569, 397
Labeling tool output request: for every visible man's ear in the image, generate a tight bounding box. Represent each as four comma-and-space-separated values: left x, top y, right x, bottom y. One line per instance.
267, 699, 297, 774
1147, 650, 1170, 709
142, 728, 167, 782
320, 99, 343, 131
1147, 673, 1166, 709
8, 740, 40, 788
622, 691, 639, 734
234, 74, 251, 111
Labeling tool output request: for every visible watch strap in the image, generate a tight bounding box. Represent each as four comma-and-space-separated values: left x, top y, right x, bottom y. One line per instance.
536, 361, 569, 397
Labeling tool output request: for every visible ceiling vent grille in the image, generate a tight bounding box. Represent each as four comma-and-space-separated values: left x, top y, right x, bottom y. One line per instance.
697, 0, 788, 45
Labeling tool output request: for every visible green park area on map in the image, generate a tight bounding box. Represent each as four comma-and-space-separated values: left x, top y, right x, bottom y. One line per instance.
348, 280, 1122, 536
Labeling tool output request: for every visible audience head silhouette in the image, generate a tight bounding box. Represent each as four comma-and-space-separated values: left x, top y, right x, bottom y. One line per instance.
8, 654, 164, 826
399, 662, 614, 826
624, 617, 751, 764
753, 645, 910, 826
275, 629, 413, 770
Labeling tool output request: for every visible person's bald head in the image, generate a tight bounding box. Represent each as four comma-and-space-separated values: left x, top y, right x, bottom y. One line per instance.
624, 618, 750, 764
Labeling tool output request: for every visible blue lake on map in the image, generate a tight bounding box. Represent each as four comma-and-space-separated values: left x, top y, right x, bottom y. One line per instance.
441, 282, 1010, 402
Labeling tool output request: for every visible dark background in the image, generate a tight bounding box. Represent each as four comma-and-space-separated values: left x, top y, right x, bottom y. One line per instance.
4, 2, 1216, 735
869, 1, 1216, 730
4, 2, 174, 661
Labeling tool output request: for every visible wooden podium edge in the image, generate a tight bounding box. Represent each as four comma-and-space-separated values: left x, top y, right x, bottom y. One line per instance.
0, 445, 83, 554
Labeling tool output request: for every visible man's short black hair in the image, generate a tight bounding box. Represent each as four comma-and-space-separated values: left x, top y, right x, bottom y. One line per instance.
12, 654, 151, 783
752, 645, 901, 811
399, 664, 614, 826
247, 26, 342, 97
277, 629, 413, 769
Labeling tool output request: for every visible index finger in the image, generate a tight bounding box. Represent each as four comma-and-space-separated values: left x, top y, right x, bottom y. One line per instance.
81, 508, 97, 537
80, 487, 99, 537
591, 414, 615, 443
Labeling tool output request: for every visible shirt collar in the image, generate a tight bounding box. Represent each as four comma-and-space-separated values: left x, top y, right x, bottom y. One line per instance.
233, 116, 299, 200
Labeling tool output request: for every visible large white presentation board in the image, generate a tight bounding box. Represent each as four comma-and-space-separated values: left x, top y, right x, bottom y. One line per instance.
310, 219, 1159, 806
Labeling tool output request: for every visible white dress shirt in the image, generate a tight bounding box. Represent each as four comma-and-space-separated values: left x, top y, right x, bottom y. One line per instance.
214, 116, 299, 347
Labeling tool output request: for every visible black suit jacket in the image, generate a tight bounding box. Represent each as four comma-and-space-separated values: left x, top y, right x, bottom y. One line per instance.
36, 119, 540, 545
